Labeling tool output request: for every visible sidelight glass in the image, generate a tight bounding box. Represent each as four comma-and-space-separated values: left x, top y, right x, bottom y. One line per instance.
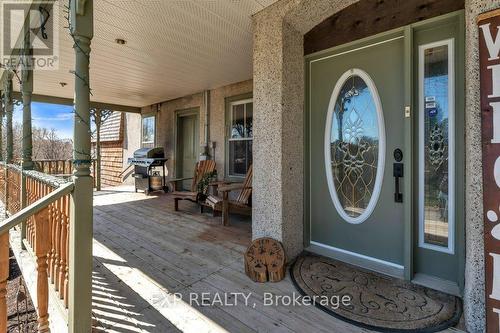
326, 69, 385, 224
419, 40, 454, 253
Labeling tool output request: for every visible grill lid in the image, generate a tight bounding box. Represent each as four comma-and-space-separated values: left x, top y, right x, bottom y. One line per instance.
133, 147, 164, 158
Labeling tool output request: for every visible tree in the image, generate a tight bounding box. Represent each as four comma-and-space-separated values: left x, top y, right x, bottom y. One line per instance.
90, 108, 113, 191
32, 127, 72, 160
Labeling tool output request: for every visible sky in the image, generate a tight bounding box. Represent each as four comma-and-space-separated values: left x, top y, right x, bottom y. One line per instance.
13, 102, 74, 139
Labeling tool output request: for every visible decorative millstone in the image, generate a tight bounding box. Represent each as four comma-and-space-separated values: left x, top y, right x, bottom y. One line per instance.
244, 238, 285, 283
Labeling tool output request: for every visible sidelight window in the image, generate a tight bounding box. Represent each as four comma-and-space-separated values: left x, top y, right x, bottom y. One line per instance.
418, 39, 455, 253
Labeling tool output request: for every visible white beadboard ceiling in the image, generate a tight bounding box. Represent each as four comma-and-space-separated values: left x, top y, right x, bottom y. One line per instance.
12, 0, 277, 108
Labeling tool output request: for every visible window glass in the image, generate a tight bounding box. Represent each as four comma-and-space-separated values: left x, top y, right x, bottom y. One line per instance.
228, 100, 253, 177
329, 74, 380, 219
420, 41, 453, 251
142, 116, 155, 144
231, 104, 245, 139
229, 140, 252, 176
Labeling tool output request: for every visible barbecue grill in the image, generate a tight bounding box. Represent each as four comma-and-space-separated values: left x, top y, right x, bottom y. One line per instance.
128, 147, 168, 194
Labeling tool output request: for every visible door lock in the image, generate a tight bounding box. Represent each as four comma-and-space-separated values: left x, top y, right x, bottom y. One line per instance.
393, 149, 404, 203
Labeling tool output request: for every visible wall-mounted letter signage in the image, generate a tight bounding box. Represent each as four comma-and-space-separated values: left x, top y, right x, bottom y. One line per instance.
479, 8, 500, 332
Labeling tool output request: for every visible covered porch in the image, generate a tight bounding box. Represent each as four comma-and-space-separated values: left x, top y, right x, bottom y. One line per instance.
0, 0, 495, 331
8, 185, 373, 333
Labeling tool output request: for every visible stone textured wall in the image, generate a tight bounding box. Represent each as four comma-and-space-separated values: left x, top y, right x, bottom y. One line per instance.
254, 0, 498, 331
154, 93, 203, 177
122, 112, 142, 185
139, 80, 253, 180
464, 1, 500, 332
252, 0, 357, 263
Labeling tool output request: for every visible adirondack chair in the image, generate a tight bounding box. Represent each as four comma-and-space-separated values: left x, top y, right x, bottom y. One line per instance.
205, 164, 252, 226
170, 160, 216, 211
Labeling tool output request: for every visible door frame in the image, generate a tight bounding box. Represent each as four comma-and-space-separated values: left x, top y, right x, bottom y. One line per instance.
174, 107, 200, 178
304, 10, 465, 291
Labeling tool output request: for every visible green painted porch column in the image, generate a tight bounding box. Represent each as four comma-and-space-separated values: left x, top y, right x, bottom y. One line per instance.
20, 20, 34, 247
68, 0, 94, 332
3, 72, 13, 217
4, 72, 13, 164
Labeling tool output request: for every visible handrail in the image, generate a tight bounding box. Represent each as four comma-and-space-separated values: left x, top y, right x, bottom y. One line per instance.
119, 163, 133, 178
0, 182, 74, 235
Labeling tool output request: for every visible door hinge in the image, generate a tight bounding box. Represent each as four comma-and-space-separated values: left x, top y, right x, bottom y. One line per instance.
404, 106, 411, 118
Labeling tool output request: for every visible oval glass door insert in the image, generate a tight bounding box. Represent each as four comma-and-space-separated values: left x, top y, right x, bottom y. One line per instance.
324, 69, 386, 224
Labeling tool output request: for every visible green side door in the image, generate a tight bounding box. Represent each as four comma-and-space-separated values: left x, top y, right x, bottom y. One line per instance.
176, 109, 199, 191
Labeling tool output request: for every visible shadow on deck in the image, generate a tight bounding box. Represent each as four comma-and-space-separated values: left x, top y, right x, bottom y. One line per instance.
90, 186, 371, 333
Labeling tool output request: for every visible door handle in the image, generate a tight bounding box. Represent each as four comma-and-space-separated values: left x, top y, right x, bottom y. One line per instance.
393, 163, 404, 203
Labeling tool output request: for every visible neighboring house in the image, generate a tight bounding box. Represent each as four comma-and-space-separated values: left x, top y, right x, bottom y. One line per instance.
91, 112, 125, 187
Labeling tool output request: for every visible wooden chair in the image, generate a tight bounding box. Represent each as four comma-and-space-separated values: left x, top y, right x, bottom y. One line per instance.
205, 164, 252, 226
170, 160, 216, 211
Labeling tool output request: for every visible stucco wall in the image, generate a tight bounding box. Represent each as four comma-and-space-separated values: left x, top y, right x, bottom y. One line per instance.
140, 80, 253, 181
253, 0, 500, 331
464, 1, 500, 332
252, 0, 357, 263
122, 112, 142, 185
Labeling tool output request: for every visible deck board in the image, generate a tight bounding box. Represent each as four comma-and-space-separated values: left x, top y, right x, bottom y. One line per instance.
90, 186, 460, 333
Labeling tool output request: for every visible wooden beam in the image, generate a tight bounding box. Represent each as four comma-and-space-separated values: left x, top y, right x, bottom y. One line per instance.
11, 92, 141, 113
304, 0, 465, 55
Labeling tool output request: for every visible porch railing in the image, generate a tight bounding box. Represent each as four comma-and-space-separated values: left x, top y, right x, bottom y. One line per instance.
13, 159, 97, 187
0, 163, 74, 332
33, 160, 74, 177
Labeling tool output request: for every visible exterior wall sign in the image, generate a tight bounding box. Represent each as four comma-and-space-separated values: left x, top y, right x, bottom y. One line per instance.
479, 9, 500, 333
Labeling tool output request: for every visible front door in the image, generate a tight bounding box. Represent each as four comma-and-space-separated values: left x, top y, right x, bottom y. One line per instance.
176, 109, 199, 191
307, 33, 406, 277
306, 13, 464, 292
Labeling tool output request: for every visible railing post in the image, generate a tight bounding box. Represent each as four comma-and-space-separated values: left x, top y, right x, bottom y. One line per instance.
21, 16, 34, 248
34, 207, 50, 332
68, 1, 94, 332
0, 232, 9, 333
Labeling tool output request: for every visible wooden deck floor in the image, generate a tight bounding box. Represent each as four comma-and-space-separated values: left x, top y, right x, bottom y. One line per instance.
91, 186, 459, 333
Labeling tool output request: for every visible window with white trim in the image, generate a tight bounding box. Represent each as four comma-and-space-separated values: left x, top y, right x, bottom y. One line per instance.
142, 115, 155, 147
418, 39, 455, 254
228, 99, 253, 177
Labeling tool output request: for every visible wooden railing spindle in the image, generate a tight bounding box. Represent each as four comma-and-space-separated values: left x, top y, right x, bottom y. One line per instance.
0, 165, 74, 332
0, 233, 9, 333
61, 195, 69, 306
34, 207, 50, 333
53, 199, 61, 291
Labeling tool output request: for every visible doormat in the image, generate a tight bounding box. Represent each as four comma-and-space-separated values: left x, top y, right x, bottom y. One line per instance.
290, 253, 462, 332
